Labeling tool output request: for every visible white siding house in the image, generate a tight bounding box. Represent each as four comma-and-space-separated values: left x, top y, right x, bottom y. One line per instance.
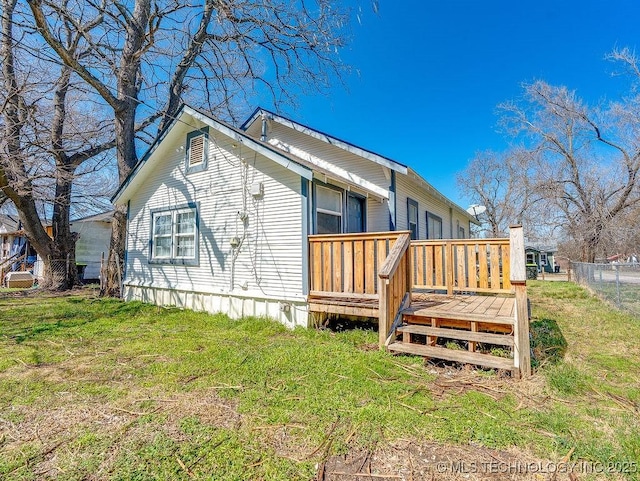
112, 105, 476, 327
70, 211, 113, 281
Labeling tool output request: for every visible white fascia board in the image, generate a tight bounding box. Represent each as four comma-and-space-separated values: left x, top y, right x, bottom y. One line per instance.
268, 138, 389, 199
257, 111, 408, 175
187, 107, 313, 181
112, 107, 313, 204
407, 167, 479, 225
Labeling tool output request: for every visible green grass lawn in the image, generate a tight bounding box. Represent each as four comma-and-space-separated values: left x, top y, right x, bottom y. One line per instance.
0, 282, 639, 480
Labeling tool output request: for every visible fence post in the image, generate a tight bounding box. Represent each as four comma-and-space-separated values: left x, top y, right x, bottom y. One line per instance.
115, 254, 123, 298
509, 225, 531, 378
615, 265, 621, 308
100, 252, 105, 292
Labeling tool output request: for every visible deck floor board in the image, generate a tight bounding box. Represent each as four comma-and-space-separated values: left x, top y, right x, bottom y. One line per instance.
308, 292, 515, 325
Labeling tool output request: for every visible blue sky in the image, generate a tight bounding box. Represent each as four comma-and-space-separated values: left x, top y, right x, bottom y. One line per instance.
275, 0, 640, 208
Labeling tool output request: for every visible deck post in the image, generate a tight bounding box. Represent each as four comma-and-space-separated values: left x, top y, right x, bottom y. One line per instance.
509, 225, 531, 378
377, 232, 411, 349
378, 276, 388, 348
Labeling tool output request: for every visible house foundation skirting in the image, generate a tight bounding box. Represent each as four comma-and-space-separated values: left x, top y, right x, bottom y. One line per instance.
123, 285, 309, 328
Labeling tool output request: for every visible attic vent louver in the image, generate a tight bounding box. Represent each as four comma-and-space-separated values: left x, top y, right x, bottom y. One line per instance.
189, 134, 205, 167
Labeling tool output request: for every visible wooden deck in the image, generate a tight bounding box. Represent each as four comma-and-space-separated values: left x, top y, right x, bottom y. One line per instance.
307, 228, 531, 376
406, 293, 515, 327
308, 293, 515, 323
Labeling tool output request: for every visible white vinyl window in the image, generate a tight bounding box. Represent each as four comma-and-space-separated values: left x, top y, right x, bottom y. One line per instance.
151, 207, 198, 263
316, 185, 343, 234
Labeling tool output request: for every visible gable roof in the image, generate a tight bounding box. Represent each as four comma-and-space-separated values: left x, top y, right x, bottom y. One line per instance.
112, 105, 314, 204
242, 107, 477, 224
241, 107, 408, 175
71, 210, 114, 223
0, 214, 19, 233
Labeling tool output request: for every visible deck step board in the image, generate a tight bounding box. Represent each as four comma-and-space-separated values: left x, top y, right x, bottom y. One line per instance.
397, 325, 514, 346
387, 342, 514, 370
402, 308, 514, 325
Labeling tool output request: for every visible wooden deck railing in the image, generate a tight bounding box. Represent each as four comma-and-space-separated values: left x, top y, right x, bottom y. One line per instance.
308, 231, 406, 298
307, 227, 530, 376
378, 233, 412, 347
410, 239, 512, 294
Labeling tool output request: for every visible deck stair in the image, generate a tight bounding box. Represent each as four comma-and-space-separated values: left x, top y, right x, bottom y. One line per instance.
308, 226, 531, 377
386, 294, 517, 371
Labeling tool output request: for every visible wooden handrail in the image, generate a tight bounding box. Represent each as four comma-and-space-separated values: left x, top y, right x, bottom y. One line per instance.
378, 233, 411, 279
378, 233, 412, 348
308, 231, 406, 243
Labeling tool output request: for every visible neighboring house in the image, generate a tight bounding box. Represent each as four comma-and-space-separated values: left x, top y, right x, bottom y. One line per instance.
0, 214, 20, 261
70, 211, 113, 281
0, 214, 39, 277
525, 245, 558, 273
111, 104, 477, 327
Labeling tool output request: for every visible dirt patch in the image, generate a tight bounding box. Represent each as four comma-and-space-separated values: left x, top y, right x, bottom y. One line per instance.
318, 442, 578, 480
1, 387, 243, 479
0, 286, 99, 300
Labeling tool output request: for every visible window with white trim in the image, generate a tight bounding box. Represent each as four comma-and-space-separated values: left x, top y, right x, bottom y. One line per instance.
407, 198, 418, 239
316, 184, 343, 234
151, 206, 198, 264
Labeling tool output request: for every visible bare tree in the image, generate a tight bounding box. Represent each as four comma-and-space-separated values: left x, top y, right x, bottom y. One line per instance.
1, 0, 117, 288
27, 0, 349, 296
457, 148, 542, 237
497, 80, 640, 261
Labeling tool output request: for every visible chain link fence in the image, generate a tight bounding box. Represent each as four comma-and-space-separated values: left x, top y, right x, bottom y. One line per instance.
32, 258, 107, 288
3, 252, 124, 293
571, 262, 640, 317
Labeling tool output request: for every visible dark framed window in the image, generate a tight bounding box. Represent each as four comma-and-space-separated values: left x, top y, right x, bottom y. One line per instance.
313, 181, 367, 234
149, 204, 199, 265
407, 198, 418, 239
458, 226, 465, 239
426, 212, 443, 239
186, 128, 209, 173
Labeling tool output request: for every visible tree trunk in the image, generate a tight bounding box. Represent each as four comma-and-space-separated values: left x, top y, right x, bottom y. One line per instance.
101, 0, 151, 297
1, 0, 79, 290
101, 205, 126, 297
103, 104, 138, 297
